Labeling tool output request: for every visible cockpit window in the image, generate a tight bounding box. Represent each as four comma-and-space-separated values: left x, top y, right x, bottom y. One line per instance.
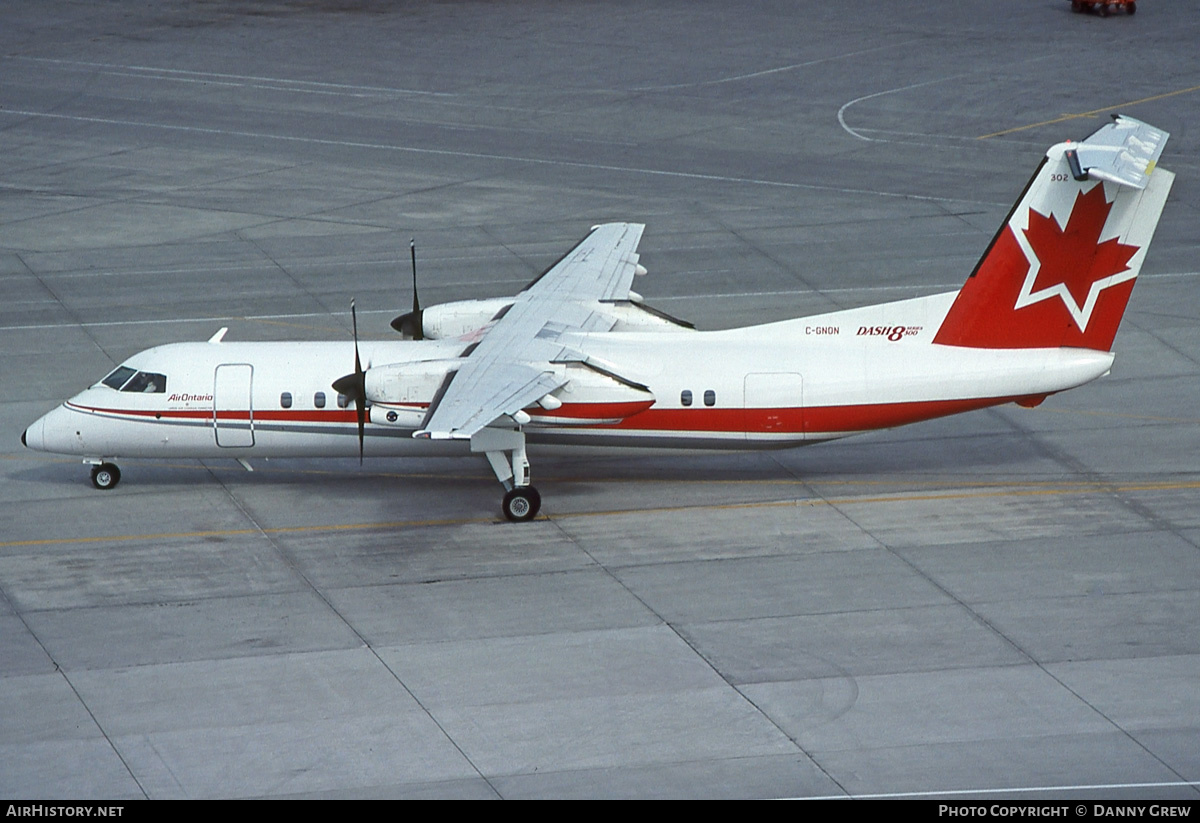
101, 366, 137, 390
122, 371, 167, 393
100, 366, 166, 393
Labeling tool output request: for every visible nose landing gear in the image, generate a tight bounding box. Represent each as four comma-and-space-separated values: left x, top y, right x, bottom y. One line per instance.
89, 461, 121, 490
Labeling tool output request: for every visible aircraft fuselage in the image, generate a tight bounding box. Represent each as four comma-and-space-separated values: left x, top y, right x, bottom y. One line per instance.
23, 289, 1114, 461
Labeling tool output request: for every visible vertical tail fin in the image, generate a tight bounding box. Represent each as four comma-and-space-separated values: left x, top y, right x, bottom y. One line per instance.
934, 116, 1173, 351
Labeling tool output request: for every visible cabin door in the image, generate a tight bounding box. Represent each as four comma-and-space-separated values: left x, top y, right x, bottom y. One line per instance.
743, 373, 804, 439
213, 363, 255, 447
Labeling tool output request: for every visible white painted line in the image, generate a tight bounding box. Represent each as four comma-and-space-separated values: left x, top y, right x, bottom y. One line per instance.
0, 108, 1005, 207
10, 56, 455, 97
3, 273, 1193, 333
797, 778, 1200, 800
630, 40, 924, 92
25, 257, 519, 281
838, 74, 976, 142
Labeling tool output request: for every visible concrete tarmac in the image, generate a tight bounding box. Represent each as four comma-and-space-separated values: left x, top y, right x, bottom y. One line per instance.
3, 0, 1199, 799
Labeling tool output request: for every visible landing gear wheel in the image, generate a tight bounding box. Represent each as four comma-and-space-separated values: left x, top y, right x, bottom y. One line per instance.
502, 486, 541, 522
91, 462, 121, 490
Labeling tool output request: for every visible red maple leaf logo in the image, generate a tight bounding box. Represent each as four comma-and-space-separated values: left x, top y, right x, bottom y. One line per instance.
1020, 185, 1140, 327
935, 178, 1155, 351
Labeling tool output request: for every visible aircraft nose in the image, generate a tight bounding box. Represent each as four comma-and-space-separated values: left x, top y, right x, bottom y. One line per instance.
22, 408, 74, 454
22, 415, 45, 451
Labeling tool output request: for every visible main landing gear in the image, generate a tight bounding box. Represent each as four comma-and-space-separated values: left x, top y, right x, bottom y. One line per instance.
502, 486, 541, 522
89, 461, 121, 490
472, 427, 541, 522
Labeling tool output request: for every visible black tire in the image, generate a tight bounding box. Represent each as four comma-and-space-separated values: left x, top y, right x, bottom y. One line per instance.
1071, 0, 1083, 11
91, 462, 121, 490
1127, 2, 1136, 13
1099, 4, 1109, 16
502, 486, 541, 522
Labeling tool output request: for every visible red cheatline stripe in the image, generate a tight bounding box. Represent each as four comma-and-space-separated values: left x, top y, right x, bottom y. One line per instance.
69, 393, 1035, 435
69, 402, 359, 423
585, 394, 1036, 433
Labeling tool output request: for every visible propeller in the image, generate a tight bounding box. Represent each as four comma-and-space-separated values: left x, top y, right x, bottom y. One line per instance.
390, 238, 424, 339
332, 299, 367, 464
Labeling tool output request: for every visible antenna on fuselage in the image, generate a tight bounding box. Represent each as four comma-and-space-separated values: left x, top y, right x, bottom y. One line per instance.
390, 237, 424, 340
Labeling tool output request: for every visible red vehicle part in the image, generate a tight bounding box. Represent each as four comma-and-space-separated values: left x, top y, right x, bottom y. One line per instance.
1072, 0, 1137, 15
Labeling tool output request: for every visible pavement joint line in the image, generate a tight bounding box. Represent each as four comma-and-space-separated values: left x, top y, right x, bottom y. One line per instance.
6, 478, 1200, 549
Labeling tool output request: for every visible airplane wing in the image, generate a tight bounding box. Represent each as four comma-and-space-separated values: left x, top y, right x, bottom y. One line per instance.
519, 222, 647, 307
415, 222, 646, 440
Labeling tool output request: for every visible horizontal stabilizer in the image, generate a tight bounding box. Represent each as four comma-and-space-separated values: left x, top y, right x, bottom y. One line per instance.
1067, 115, 1168, 190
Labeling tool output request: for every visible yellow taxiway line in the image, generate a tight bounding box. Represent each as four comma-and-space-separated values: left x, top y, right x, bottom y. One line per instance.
978, 83, 1200, 140
4, 475, 1200, 549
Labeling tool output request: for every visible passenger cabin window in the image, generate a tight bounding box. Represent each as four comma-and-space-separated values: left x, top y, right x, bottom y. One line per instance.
314, 392, 326, 409
280, 392, 293, 409
101, 366, 166, 393
337, 393, 349, 409
704, 389, 716, 407
681, 390, 693, 407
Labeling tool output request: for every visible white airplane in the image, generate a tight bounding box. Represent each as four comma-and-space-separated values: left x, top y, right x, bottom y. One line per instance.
23, 115, 1174, 521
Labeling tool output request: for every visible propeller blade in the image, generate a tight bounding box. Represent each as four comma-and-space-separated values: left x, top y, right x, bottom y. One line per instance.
410, 238, 423, 341
391, 238, 424, 339
332, 299, 367, 464
411, 239, 419, 309
351, 299, 362, 378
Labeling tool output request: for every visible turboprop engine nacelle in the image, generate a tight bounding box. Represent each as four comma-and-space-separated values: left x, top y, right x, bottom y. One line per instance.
393, 298, 513, 340
364, 359, 461, 406
395, 297, 692, 339
366, 358, 462, 428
